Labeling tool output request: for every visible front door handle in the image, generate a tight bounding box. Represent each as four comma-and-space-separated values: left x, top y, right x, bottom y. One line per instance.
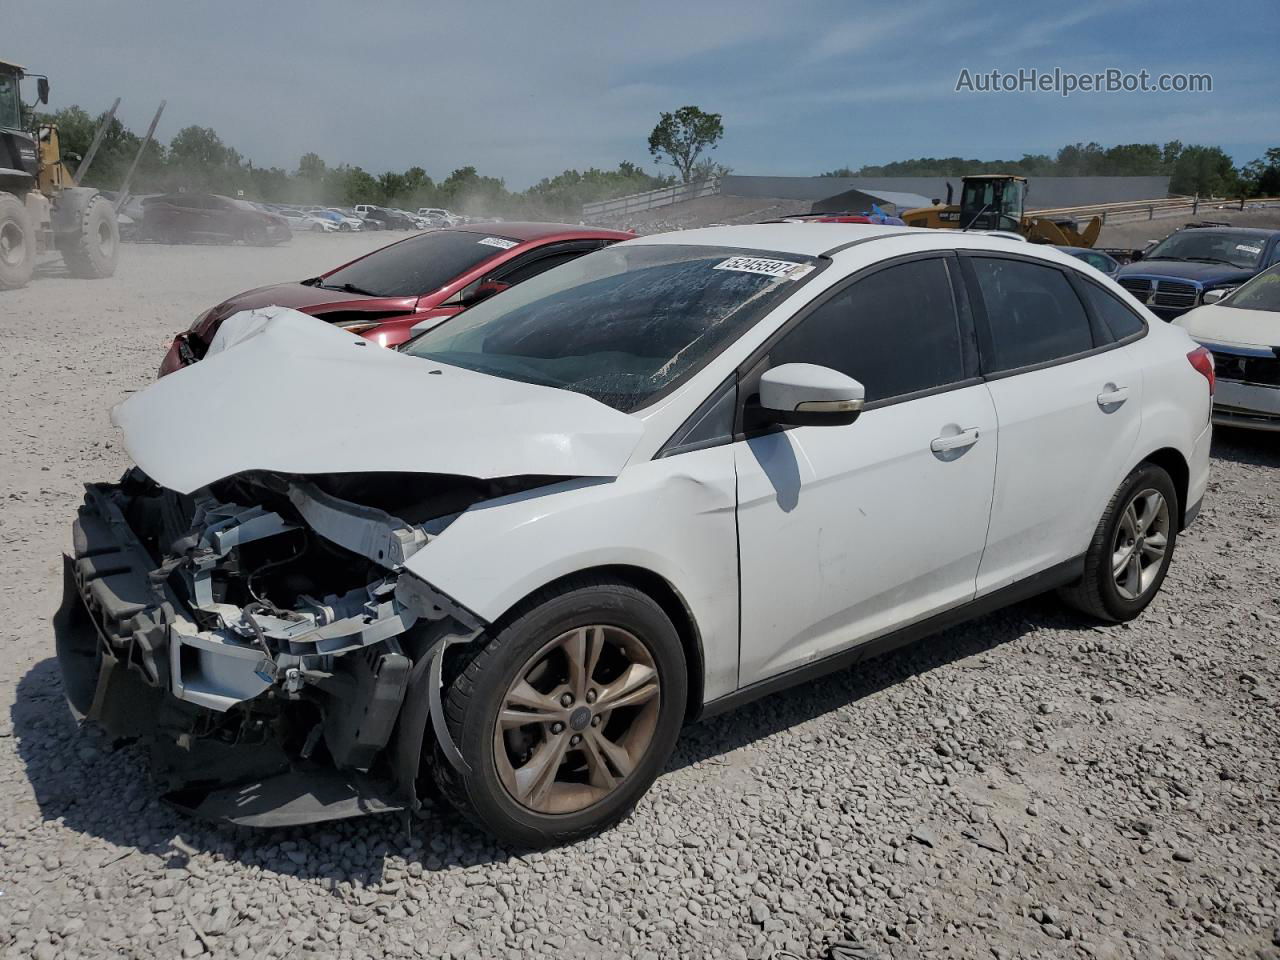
930, 428, 980, 454
1097, 384, 1130, 409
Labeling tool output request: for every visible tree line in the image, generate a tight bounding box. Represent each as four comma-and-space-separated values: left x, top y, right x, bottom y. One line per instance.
822, 142, 1280, 199
42, 105, 676, 218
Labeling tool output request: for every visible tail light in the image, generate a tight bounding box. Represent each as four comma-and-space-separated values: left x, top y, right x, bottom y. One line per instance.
1187, 346, 1215, 395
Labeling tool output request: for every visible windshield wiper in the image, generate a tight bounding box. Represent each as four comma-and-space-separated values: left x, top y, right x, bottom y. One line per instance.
1142, 256, 1188, 262
320, 281, 382, 297
1185, 257, 1239, 266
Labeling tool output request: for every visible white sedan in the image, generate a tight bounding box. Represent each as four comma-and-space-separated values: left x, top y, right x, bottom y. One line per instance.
57, 224, 1212, 845
277, 208, 339, 233
1175, 263, 1280, 431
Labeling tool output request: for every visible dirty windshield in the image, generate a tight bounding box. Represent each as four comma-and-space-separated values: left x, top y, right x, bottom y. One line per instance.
319, 230, 517, 298
1143, 230, 1267, 269
402, 244, 817, 412
1223, 264, 1280, 311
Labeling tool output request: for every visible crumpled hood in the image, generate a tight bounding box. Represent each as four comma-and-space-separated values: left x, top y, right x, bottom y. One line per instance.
113, 307, 645, 494
1175, 304, 1280, 351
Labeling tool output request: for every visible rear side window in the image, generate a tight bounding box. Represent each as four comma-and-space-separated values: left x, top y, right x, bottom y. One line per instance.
766, 257, 965, 403
969, 257, 1093, 371
1079, 280, 1146, 341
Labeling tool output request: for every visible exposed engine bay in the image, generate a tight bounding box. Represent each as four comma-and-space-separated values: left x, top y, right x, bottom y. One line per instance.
55, 467, 554, 826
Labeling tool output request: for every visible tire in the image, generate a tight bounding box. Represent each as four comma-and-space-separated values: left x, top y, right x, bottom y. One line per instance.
60, 194, 119, 279
0, 192, 36, 290
241, 222, 267, 246
433, 576, 687, 847
1058, 461, 1179, 622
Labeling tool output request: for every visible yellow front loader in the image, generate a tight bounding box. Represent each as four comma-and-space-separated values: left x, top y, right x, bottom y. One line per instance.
902, 174, 1102, 247
0, 58, 119, 290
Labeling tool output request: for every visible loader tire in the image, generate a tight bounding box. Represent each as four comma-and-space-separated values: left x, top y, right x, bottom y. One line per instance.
60, 194, 119, 279
0, 193, 36, 290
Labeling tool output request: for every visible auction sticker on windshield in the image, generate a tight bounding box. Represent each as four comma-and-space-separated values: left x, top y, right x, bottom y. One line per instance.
1236, 244, 1262, 255
478, 237, 519, 249
714, 256, 811, 280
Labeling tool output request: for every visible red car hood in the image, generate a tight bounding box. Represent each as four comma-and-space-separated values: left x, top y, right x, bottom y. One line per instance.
198, 281, 420, 335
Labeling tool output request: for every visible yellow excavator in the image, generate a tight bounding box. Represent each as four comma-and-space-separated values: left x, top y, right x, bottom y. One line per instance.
0, 58, 119, 289
902, 174, 1102, 247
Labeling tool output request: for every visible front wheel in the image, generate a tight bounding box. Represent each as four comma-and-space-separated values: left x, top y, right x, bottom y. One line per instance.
1059, 462, 1179, 622
0, 193, 35, 290
433, 577, 686, 847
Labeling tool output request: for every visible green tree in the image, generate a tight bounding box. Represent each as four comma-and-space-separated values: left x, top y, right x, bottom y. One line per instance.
647, 106, 724, 183
1169, 145, 1240, 197
297, 152, 326, 182
1240, 147, 1280, 197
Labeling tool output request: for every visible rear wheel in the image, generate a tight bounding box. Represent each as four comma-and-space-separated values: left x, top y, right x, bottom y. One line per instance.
1059, 462, 1178, 622
0, 193, 35, 290
433, 577, 686, 847
60, 194, 119, 279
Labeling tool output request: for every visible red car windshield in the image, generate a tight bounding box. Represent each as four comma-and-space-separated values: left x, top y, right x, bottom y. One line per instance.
318, 230, 520, 298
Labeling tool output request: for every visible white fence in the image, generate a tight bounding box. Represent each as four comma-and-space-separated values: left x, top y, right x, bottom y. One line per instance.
581, 178, 721, 219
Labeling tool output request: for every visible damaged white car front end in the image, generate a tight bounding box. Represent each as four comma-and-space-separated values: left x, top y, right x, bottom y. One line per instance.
56, 307, 644, 826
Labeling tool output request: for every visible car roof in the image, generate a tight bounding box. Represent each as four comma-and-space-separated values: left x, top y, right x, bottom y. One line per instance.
448, 221, 633, 242
626, 222, 910, 257
625, 222, 1057, 258
1174, 227, 1279, 238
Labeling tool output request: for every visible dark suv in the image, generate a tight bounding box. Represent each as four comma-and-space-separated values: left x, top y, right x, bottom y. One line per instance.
1114, 226, 1280, 320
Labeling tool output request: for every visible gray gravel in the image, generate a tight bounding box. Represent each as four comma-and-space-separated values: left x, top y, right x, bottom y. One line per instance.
1, 234, 1278, 959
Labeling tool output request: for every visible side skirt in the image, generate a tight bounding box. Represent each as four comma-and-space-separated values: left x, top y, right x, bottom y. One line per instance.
695, 555, 1084, 722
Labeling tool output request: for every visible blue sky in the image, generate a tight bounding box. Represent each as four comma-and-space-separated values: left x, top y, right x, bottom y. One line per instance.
9, 0, 1278, 188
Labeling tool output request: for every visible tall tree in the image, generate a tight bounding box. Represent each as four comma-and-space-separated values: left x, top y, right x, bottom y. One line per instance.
648, 106, 724, 183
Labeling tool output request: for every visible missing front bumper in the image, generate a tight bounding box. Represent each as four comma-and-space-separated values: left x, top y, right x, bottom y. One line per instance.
53, 479, 480, 826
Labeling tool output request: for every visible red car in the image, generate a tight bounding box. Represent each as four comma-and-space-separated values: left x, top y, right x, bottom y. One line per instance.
159, 222, 632, 375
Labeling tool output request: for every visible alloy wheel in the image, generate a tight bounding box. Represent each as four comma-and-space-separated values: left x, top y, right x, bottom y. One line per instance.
1112, 487, 1170, 601
493, 624, 661, 815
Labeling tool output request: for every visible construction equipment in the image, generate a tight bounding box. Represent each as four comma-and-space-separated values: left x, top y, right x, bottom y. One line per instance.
901, 174, 1103, 247
0, 58, 119, 290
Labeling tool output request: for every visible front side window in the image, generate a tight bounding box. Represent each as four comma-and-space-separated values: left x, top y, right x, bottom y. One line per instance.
403, 244, 817, 413
765, 257, 966, 403
0, 73, 21, 130
970, 257, 1093, 371
1079, 280, 1146, 341
321, 230, 518, 298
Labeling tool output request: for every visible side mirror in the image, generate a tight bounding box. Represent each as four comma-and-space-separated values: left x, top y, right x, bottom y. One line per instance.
758, 363, 864, 426
464, 278, 511, 305
37, 77, 49, 104
1201, 288, 1230, 305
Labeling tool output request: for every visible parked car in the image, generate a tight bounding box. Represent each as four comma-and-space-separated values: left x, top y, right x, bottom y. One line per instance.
61, 224, 1212, 844
1115, 226, 1280, 320
142, 194, 291, 245
362, 206, 417, 231
277, 208, 340, 233
1059, 245, 1120, 276
418, 207, 460, 226
322, 208, 364, 232
158, 222, 633, 374
1174, 262, 1280, 431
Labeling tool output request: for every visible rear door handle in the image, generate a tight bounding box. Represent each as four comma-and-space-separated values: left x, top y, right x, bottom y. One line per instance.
1097, 384, 1130, 409
930, 428, 980, 454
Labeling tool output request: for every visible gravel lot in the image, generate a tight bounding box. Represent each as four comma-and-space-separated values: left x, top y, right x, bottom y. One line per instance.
1, 233, 1277, 960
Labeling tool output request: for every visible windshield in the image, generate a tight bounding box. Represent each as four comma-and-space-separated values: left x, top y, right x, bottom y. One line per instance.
403, 243, 818, 413
0, 73, 20, 131
1222, 264, 1280, 312
321, 230, 516, 298
1144, 231, 1267, 269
